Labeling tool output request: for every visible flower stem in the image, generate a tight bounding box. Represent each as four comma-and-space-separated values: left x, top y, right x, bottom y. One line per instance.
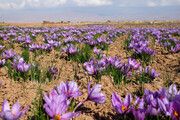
73, 99, 87, 112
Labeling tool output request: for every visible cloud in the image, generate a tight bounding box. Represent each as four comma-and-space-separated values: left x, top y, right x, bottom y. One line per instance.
73, 0, 113, 6
0, 0, 67, 9
0, 0, 180, 10
147, 2, 157, 7
43, 0, 67, 7
26, 0, 67, 8
0, 0, 25, 9
26, 0, 40, 7
118, 0, 180, 7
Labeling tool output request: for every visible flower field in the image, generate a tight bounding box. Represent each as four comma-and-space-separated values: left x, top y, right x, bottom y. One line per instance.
0, 24, 179, 120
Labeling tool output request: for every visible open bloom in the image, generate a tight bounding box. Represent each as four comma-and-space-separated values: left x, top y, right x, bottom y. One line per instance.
2, 49, 16, 59
111, 92, 132, 114
0, 59, 5, 67
85, 64, 98, 75
0, 100, 29, 120
128, 57, 141, 70
150, 69, 160, 78
171, 100, 180, 120
43, 92, 75, 120
49, 66, 58, 78
93, 47, 101, 55
87, 80, 106, 104
132, 108, 146, 120
56, 80, 82, 98
69, 45, 77, 54
17, 62, 31, 73
168, 84, 180, 100
0, 45, 5, 51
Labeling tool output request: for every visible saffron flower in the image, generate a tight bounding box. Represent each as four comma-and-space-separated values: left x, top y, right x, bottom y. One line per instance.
43, 92, 75, 120
111, 92, 132, 114
2, 49, 16, 59
171, 100, 180, 120
132, 108, 146, 120
69, 45, 77, 55
49, 66, 58, 78
0, 45, 5, 51
158, 98, 173, 116
0, 59, 5, 67
150, 69, 160, 78
73, 80, 106, 112
87, 80, 106, 104
56, 80, 82, 98
128, 57, 141, 70
0, 100, 29, 120
17, 62, 31, 73
85, 64, 98, 75
93, 47, 101, 55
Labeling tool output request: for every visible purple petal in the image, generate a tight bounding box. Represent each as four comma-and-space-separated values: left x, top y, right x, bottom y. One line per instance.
169, 84, 177, 95
61, 112, 75, 120
0, 112, 2, 118
89, 84, 101, 95
3, 100, 10, 113
87, 80, 92, 95
124, 93, 132, 107
11, 102, 20, 115
44, 104, 54, 117
112, 92, 122, 105
3, 111, 14, 120
43, 93, 51, 105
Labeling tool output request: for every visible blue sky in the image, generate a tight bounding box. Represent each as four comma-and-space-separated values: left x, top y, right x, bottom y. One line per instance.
0, 0, 180, 22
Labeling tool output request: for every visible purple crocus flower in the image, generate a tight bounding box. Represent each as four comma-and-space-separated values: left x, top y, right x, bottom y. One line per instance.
143, 89, 161, 116
169, 84, 179, 97
99, 57, 109, 67
0, 45, 5, 51
17, 62, 31, 73
2, 49, 16, 59
171, 100, 180, 120
69, 45, 77, 55
56, 80, 82, 98
111, 92, 132, 114
23, 63, 31, 72
43, 89, 62, 105
23, 37, 32, 47
49, 66, 58, 78
43, 91, 75, 120
145, 66, 150, 74
62, 46, 68, 54
150, 69, 160, 78
0, 100, 29, 120
128, 57, 141, 70
85, 64, 98, 75
132, 108, 146, 120
158, 98, 173, 116
113, 58, 122, 68
93, 47, 101, 55
87, 80, 106, 104
171, 44, 180, 53
137, 67, 150, 75
0, 59, 5, 67
144, 47, 157, 55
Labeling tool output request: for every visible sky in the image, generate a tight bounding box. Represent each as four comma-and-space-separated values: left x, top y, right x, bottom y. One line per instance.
0, 0, 180, 23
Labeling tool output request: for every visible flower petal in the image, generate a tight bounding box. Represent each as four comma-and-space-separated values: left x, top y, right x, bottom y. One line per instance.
124, 93, 132, 107
61, 112, 75, 120
3, 100, 10, 113
11, 102, 20, 115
